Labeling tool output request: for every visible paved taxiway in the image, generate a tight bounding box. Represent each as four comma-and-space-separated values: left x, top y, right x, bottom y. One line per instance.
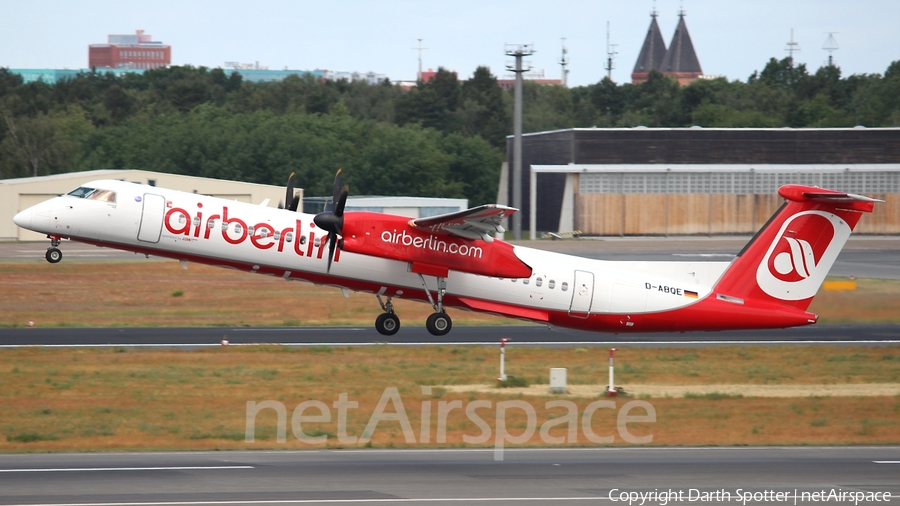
0, 447, 897, 505
1, 324, 898, 347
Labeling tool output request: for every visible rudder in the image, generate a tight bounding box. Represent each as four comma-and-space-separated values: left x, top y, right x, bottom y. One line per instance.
712, 185, 879, 312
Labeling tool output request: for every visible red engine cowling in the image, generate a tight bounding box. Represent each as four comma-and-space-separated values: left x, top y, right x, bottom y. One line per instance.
340, 212, 532, 278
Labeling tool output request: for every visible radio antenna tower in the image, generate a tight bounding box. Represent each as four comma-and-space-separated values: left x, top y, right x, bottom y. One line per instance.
785, 28, 800, 63
604, 21, 618, 80
822, 32, 839, 66
558, 38, 569, 86
412, 38, 429, 80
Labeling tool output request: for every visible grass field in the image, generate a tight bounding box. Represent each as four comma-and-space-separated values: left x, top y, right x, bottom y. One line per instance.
2, 259, 898, 452
0, 260, 508, 328
1, 259, 898, 327
1, 345, 898, 452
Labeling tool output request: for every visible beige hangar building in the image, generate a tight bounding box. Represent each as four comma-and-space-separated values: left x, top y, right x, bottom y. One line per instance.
0, 170, 290, 241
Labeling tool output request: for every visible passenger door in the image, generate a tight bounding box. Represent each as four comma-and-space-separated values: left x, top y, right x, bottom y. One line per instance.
137, 194, 165, 243
568, 270, 594, 318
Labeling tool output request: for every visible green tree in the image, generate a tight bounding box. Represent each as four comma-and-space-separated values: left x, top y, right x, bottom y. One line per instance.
1, 105, 93, 178
458, 66, 509, 146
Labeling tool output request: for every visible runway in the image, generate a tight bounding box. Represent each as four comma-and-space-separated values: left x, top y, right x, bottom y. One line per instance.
0, 447, 896, 505
0, 324, 898, 347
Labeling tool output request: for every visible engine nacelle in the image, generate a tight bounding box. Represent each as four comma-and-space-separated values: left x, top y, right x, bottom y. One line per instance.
340, 212, 532, 279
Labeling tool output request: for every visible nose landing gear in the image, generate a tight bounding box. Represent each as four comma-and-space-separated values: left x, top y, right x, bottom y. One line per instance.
375, 295, 400, 336
45, 236, 62, 264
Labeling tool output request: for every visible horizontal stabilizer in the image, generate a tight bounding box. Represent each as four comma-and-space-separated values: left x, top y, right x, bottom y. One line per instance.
778, 185, 881, 212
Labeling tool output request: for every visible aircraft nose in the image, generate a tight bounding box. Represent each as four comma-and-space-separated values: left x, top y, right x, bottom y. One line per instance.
13, 208, 33, 229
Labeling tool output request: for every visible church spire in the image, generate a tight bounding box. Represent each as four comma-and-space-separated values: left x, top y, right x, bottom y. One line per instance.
631, 8, 667, 84
659, 8, 703, 85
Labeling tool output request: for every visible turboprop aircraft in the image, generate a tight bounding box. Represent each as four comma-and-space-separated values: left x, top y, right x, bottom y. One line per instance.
12, 171, 879, 336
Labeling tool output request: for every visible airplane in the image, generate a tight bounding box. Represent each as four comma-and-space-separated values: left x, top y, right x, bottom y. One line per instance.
12, 171, 880, 336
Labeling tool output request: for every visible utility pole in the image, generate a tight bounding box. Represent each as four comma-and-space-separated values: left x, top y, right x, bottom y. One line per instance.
605, 21, 618, 81
785, 28, 800, 64
412, 38, 428, 80
505, 43, 535, 241
822, 32, 839, 67
558, 38, 569, 87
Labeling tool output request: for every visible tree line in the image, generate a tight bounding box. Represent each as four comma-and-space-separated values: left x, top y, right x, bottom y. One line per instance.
1, 57, 898, 204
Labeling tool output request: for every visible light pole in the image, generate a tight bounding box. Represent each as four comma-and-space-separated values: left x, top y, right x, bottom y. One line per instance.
505, 44, 534, 240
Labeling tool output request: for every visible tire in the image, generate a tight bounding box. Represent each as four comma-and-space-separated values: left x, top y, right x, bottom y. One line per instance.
45, 248, 62, 264
375, 313, 400, 336
426, 312, 452, 336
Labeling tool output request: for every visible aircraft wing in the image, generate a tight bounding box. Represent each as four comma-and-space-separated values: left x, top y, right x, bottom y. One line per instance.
409, 204, 517, 242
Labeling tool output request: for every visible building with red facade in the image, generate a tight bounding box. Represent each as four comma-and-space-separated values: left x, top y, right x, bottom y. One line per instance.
89, 30, 170, 70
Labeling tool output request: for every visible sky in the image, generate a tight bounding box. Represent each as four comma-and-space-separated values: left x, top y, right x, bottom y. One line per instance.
1, 0, 898, 87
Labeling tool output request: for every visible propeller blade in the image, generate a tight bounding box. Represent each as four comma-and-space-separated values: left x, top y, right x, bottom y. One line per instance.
334, 186, 349, 217
285, 172, 296, 211
326, 233, 337, 273
331, 169, 343, 209
288, 195, 300, 213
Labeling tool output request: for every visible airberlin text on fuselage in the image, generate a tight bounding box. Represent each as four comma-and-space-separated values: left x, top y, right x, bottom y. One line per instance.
163, 204, 333, 260
381, 229, 483, 259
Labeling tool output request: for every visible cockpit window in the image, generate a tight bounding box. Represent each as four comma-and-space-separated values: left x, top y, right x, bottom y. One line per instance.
87, 189, 116, 202
67, 187, 95, 198
67, 187, 116, 203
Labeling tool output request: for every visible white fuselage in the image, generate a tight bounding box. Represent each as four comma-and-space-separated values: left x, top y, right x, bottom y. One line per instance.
15, 180, 731, 331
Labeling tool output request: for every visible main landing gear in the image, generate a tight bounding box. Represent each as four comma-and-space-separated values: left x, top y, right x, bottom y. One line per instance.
45, 236, 62, 264
419, 274, 452, 336
372, 275, 453, 337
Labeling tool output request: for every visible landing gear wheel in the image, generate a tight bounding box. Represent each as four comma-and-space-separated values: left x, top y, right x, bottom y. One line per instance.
426, 312, 452, 336
375, 313, 400, 336
45, 248, 62, 264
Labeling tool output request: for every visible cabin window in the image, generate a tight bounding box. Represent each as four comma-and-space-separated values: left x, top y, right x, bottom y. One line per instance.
284, 232, 293, 243
234, 224, 243, 234
260, 229, 268, 239
522, 278, 529, 285
192, 216, 200, 228
511, 279, 517, 282
535, 277, 543, 287
273, 231, 281, 241
300, 235, 307, 245
561, 282, 569, 291
548, 280, 556, 289
248, 226, 255, 235
207, 219, 216, 229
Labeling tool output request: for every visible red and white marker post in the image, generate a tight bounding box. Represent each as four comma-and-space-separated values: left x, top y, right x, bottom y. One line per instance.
607, 348, 618, 397
498, 338, 510, 382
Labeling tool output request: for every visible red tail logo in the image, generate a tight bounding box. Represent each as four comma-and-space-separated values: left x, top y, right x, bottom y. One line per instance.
755, 210, 850, 301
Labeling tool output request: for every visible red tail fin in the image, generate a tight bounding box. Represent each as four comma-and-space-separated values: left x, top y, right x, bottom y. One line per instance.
713, 185, 879, 312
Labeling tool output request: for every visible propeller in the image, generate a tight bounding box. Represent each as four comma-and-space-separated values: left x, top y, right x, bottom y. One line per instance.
313, 169, 349, 273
